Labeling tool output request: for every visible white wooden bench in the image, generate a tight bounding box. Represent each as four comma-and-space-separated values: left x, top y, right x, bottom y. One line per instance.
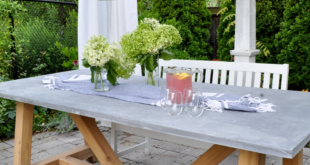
159, 59, 289, 90
104, 60, 289, 164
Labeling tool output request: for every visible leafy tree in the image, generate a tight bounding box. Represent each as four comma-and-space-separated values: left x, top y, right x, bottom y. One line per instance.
275, 0, 310, 90
216, 0, 235, 61
217, 0, 283, 63
138, 0, 158, 22
153, 0, 213, 59
256, 0, 284, 63
0, 0, 26, 78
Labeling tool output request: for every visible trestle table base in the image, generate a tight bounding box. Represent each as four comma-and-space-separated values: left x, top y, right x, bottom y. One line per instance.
12, 102, 304, 165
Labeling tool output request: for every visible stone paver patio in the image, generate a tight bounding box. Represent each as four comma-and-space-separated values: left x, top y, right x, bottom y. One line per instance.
1, 125, 310, 165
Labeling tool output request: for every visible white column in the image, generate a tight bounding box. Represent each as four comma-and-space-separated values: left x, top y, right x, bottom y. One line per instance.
230, 0, 259, 63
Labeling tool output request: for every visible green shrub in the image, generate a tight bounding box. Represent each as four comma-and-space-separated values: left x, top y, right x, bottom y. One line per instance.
55, 42, 78, 70
138, 0, 158, 22
12, 3, 78, 77
153, 0, 213, 59
0, 1, 78, 139
217, 0, 283, 63
60, 9, 78, 48
167, 48, 208, 60
216, 0, 235, 61
275, 0, 310, 90
0, 0, 26, 78
14, 18, 65, 76
0, 97, 16, 138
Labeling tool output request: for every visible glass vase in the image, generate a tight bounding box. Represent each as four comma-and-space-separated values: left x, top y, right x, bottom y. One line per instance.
94, 68, 110, 92
145, 67, 159, 86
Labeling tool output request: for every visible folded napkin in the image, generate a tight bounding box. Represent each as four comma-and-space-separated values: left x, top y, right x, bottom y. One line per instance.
201, 93, 276, 113
43, 75, 162, 106
62, 74, 91, 83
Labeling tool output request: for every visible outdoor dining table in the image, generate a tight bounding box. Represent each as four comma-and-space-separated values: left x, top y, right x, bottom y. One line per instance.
1, 69, 310, 165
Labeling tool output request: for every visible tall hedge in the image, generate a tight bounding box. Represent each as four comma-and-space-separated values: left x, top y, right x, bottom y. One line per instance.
275, 0, 310, 90
216, 0, 235, 61
152, 0, 213, 59
217, 0, 283, 63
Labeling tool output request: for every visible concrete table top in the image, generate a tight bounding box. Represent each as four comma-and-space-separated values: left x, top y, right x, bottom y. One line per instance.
1, 69, 310, 159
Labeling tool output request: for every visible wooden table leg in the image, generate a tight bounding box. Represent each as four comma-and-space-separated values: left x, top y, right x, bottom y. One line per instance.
283, 149, 303, 165
69, 113, 122, 165
238, 150, 266, 165
13, 102, 34, 165
191, 144, 236, 165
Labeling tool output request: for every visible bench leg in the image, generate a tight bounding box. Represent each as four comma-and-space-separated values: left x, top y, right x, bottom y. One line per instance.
238, 150, 265, 165
283, 150, 303, 165
111, 122, 118, 153
191, 144, 236, 165
70, 114, 122, 165
270, 156, 283, 165
145, 137, 151, 154
13, 102, 34, 165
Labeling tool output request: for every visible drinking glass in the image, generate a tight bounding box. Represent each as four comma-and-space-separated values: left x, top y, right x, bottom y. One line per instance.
183, 88, 194, 112
184, 91, 204, 117
166, 90, 183, 116
160, 86, 175, 111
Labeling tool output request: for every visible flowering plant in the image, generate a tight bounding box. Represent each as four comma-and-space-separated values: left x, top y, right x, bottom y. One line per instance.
120, 18, 182, 85
82, 35, 135, 88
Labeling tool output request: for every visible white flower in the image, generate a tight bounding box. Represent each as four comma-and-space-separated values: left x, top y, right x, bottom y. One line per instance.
142, 18, 160, 29
83, 35, 118, 67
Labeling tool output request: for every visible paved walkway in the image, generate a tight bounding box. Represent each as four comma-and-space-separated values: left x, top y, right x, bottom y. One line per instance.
1, 125, 310, 165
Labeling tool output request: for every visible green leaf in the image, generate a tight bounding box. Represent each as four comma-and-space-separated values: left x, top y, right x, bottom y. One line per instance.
145, 56, 155, 72
160, 49, 175, 61
90, 67, 96, 83
5, 131, 14, 138
82, 59, 90, 68
107, 68, 117, 86
5, 110, 16, 119
139, 55, 150, 65
106, 60, 119, 70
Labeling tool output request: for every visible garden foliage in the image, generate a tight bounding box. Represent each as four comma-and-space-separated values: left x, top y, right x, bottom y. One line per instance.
217, 0, 283, 63
13, 2, 78, 77
137, 0, 158, 22
275, 0, 310, 90
0, 0, 77, 139
216, 0, 235, 61
152, 0, 213, 59
55, 42, 78, 70
0, 0, 26, 79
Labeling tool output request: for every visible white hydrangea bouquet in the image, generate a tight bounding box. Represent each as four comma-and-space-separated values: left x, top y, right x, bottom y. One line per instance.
120, 18, 182, 85
82, 35, 135, 91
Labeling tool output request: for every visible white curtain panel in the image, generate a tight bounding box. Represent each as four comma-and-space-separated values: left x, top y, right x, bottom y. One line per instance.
78, 0, 138, 69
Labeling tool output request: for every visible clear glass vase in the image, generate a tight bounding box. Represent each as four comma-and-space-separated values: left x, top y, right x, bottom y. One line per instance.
145, 67, 159, 86
94, 68, 110, 92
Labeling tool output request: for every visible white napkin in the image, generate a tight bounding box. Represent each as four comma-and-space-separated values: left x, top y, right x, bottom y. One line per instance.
62, 74, 91, 82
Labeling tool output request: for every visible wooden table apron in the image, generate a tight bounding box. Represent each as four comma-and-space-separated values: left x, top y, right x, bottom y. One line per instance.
1, 70, 306, 165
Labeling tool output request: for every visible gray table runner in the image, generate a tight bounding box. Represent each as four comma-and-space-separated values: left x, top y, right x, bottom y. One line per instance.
43, 74, 276, 112
43, 75, 163, 106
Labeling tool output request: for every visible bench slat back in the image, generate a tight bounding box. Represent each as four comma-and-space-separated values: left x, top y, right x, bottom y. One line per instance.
159, 59, 289, 90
